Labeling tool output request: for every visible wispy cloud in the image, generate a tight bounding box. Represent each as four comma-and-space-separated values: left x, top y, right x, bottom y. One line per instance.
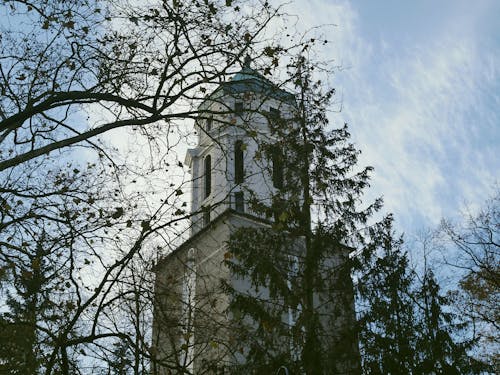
299, 0, 500, 230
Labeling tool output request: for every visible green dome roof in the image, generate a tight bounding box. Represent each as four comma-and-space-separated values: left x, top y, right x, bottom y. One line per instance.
231, 66, 267, 83
223, 65, 295, 103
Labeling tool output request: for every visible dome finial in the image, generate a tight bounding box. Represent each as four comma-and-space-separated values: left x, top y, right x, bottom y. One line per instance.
243, 54, 252, 68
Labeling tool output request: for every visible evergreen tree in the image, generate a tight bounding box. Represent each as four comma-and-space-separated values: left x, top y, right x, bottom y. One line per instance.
414, 269, 486, 374
0, 235, 51, 374
357, 217, 417, 374
358, 220, 489, 375
1, 210, 85, 373
224, 229, 301, 374
223, 52, 383, 374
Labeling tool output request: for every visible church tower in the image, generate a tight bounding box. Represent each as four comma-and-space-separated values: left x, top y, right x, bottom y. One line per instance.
152, 59, 297, 374
184, 56, 295, 235
151, 59, 360, 374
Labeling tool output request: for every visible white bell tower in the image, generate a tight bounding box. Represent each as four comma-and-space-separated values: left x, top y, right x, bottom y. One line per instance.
184, 57, 295, 234
152, 60, 297, 373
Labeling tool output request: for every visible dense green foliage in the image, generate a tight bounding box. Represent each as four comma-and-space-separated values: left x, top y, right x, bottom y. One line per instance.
358, 218, 490, 374
223, 53, 383, 374
357, 218, 417, 373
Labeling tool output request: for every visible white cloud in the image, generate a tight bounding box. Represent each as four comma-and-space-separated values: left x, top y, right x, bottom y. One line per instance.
295, 0, 500, 231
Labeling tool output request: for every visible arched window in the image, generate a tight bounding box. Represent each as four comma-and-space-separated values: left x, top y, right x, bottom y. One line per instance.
234, 140, 244, 184
204, 155, 211, 198
272, 145, 283, 189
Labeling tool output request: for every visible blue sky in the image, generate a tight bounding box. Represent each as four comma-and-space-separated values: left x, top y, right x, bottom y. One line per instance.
289, 0, 500, 233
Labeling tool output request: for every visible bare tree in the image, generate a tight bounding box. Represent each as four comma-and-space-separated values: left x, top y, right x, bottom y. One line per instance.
0, 0, 285, 170
441, 190, 499, 368
0, 0, 293, 373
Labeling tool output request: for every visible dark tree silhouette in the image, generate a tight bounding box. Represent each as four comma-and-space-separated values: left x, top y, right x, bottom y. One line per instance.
223, 51, 384, 374
0, 0, 293, 373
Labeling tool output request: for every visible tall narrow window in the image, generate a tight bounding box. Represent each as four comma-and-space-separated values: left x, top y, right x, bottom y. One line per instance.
287, 254, 301, 360
234, 140, 244, 184
203, 208, 210, 227
273, 197, 286, 223
206, 117, 213, 132
272, 146, 283, 189
269, 107, 280, 119
204, 155, 211, 198
235, 102, 244, 114
234, 192, 244, 212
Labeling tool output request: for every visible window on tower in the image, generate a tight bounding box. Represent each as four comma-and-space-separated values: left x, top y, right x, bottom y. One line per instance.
273, 196, 286, 223
269, 107, 280, 119
203, 207, 210, 226
235, 102, 244, 114
204, 155, 211, 198
234, 191, 244, 212
234, 140, 244, 184
272, 145, 284, 189
206, 117, 213, 132
269, 107, 281, 130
